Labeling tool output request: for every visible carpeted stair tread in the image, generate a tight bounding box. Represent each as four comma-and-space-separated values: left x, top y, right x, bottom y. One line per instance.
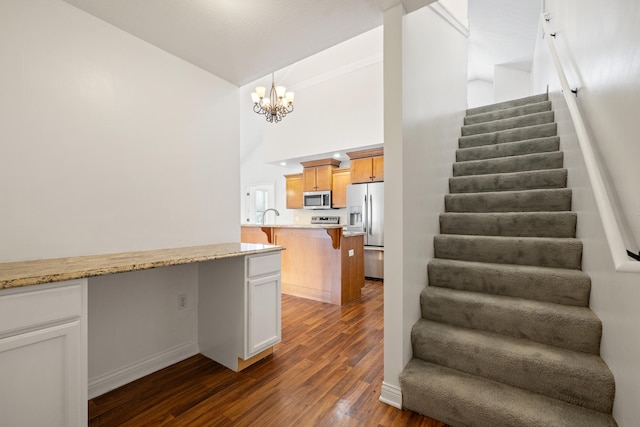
466, 93, 549, 116
401, 94, 617, 425
434, 234, 582, 269
464, 101, 552, 125
445, 188, 572, 213
449, 169, 567, 193
411, 319, 615, 412
453, 152, 564, 176
456, 136, 560, 162
439, 212, 577, 238
459, 122, 557, 149
420, 286, 602, 354
462, 111, 554, 136
400, 358, 617, 427
427, 258, 590, 306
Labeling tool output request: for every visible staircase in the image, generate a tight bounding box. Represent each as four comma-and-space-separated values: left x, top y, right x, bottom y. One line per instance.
399, 94, 617, 426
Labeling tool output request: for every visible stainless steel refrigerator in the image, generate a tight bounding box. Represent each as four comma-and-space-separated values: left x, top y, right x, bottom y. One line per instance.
346, 182, 384, 279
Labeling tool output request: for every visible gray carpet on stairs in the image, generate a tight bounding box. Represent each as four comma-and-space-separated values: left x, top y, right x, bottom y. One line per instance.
400, 93, 617, 426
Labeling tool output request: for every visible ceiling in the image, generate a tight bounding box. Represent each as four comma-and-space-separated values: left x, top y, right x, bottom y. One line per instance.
61, 0, 434, 86
60, 0, 541, 87
468, 0, 543, 81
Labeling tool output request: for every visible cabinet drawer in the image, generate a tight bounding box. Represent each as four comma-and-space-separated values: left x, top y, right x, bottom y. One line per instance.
0, 281, 83, 336
247, 253, 281, 278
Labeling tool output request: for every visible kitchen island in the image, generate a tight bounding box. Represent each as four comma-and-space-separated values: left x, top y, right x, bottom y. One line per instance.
241, 224, 364, 305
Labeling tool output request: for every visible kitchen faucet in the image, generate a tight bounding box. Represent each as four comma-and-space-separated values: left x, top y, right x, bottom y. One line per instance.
261, 208, 280, 225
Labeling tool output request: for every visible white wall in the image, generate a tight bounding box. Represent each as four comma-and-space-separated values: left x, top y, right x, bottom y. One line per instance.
88, 265, 198, 397
467, 79, 494, 108
240, 27, 383, 225
532, 1, 640, 424
0, 0, 240, 263
494, 65, 532, 102
383, 3, 468, 407
533, 0, 640, 248
0, 0, 241, 395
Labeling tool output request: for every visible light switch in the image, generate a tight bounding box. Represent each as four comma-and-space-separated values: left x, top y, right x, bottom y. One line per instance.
348, 249, 354, 257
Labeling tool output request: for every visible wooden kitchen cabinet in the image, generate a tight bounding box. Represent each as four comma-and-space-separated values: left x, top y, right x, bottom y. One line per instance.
300, 158, 341, 192
347, 148, 384, 183
0, 280, 87, 427
285, 173, 303, 209
331, 168, 351, 208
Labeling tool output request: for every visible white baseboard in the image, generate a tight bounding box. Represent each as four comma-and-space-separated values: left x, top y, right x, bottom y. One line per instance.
88, 340, 199, 399
379, 381, 402, 409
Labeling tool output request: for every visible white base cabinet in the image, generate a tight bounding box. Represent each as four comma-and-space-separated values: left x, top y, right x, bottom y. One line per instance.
0, 280, 87, 427
199, 252, 281, 371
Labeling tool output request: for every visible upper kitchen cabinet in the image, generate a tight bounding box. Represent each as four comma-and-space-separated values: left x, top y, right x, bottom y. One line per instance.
331, 168, 351, 208
300, 159, 341, 192
347, 148, 384, 183
284, 173, 303, 209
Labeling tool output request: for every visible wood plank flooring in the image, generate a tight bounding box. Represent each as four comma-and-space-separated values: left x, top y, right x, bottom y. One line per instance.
88, 280, 447, 426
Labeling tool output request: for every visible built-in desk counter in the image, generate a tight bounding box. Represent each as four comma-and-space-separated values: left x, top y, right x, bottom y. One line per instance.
0, 243, 283, 426
241, 225, 364, 305
0, 242, 282, 289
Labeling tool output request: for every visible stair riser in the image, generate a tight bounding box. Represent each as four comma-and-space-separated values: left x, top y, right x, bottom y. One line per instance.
462, 111, 554, 136
428, 259, 590, 306
456, 137, 560, 162
464, 101, 552, 125
421, 288, 602, 354
449, 169, 567, 194
411, 320, 615, 413
466, 93, 549, 116
434, 235, 582, 269
445, 189, 572, 213
459, 123, 557, 149
400, 359, 617, 427
439, 212, 576, 238
453, 152, 564, 177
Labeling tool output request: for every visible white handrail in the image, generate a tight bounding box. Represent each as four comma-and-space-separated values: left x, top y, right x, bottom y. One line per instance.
541, 14, 640, 273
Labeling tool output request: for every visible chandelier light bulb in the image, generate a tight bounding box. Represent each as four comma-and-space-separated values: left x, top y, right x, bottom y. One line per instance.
250, 92, 260, 103
276, 86, 286, 98
255, 86, 266, 98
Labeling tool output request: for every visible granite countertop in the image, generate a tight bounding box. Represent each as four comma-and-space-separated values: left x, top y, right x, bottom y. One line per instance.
242, 224, 344, 229
0, 242, 283, 290
342, 231, 366, 237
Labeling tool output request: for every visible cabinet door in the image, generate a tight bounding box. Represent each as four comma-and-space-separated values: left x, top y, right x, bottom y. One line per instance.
0, 281, 87, 427
350, 158, 373, 183
314, 166, 333, 191
331, 169, 351, 208
0, 321, 84, 427
247, 274, 281, 357
285, 174, 303, 209
372, 156, 384, 182
303, 168, 318, 192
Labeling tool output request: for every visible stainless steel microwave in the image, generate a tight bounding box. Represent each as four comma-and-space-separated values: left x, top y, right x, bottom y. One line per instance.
303, 190, 332, 209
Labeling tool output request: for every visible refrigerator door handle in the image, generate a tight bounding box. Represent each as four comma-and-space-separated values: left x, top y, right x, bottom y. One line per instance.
363, 194, 368, 234
369, 194, 373, 235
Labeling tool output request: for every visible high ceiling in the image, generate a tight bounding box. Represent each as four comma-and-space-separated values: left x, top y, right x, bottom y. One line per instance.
60, 0, 541, 87
61, 0, 434, 86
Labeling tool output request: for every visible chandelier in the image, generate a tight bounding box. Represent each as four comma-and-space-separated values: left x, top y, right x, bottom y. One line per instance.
250, 73, 295, 123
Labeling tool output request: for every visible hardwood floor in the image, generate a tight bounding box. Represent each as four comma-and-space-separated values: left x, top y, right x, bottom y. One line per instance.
88, 280, 447, 426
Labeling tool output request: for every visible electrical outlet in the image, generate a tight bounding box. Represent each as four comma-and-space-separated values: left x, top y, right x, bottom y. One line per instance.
178, 294, 187, 309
